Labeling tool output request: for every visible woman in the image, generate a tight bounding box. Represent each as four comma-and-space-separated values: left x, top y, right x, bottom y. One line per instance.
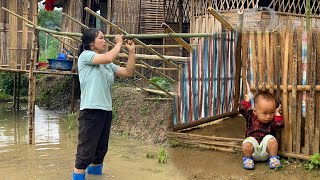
72, 28, 135, 180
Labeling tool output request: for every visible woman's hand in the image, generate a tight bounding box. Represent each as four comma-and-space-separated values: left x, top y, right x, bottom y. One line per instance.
114, 35, 124, 45
125, 39, 135, 53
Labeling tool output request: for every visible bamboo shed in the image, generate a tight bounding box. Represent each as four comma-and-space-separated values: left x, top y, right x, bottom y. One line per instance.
168, 0, 320, 161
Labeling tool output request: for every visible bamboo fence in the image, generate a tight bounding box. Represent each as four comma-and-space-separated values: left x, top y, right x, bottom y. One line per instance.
241, 29, 320, 158
173, 30, 238, 130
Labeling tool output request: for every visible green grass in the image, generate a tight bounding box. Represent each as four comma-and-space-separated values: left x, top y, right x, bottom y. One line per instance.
158, 148, 168, 164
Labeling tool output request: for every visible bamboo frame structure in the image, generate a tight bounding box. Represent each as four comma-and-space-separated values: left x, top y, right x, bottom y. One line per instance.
61, 11, 180, 96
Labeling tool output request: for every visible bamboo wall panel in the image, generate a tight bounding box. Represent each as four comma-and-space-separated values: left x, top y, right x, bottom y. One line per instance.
165, 0, 190, 23
140, 0, 163, 34
244, 29, 320, 157
112, 0, 139, 34
190, 0, 320, 15
0, 0, 9, 66
0, 0, 37, 70
174, 31, 237, 125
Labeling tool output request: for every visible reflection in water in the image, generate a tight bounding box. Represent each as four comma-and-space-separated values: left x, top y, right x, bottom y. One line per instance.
0, 103, 186, 180
0, 103, 63, 148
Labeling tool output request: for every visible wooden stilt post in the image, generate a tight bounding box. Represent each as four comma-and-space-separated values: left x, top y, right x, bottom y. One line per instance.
17, 73, 20, 110
28, 28, 38, 145
13, 73, 17, 109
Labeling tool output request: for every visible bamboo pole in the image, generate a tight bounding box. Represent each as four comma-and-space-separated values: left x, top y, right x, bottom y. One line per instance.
309, 31, 317, 154
234, 10, 243, 111
269, 32, 275, 95
306, 0, 311, 31
292, 31, 298, 153
250, 32, 257, 94
167, 132, 244, 142
0, 68, 78, 75
28, 28, 37, 144
282, 31, 289, 152
241, 32, 248, 94
315, 31, 320, 154
207, 7, 235, 30
288, 31, 294, 153
161, 23, 193, 52
257, 31, 264, 90
249, 84, 320, 91
117, 61, 178, 71
21, 0, 28, 70
278, 151, 310, 161
174, 111, 238, 131
296, 30, 302, 157
145, 98, 174, 101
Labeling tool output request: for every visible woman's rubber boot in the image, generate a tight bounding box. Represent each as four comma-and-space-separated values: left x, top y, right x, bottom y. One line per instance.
72, 171, 85, 180
87, 164, 103, 175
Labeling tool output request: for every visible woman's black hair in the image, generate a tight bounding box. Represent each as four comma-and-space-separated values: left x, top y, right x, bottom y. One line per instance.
78, 28, 100, 56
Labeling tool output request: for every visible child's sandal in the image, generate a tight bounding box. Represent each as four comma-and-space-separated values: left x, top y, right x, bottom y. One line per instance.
243, 156, 255, 170
268, 155, 282, 169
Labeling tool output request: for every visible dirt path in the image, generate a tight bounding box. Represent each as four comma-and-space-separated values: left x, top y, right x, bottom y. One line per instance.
169, 146, 319, 180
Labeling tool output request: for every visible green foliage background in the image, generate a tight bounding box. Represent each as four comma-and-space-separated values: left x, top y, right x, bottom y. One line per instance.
38, 7, 62, 62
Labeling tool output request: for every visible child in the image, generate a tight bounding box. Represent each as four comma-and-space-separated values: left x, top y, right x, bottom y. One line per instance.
239, 91, 284, 170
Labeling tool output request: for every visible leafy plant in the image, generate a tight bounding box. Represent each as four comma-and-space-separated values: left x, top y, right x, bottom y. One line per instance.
0, 90, 10, 101
158, 148, 168, 163
0, 72, 28, 97
305, 153, 320, 170
149, 77, 173, 92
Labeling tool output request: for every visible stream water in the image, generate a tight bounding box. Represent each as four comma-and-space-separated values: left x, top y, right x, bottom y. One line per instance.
0, 103, 186, 180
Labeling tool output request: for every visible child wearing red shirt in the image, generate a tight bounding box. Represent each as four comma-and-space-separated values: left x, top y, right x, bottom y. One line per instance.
240, 91, 284, 170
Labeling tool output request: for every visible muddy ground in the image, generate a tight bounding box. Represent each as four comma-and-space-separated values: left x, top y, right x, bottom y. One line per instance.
38, 77, 320, 179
